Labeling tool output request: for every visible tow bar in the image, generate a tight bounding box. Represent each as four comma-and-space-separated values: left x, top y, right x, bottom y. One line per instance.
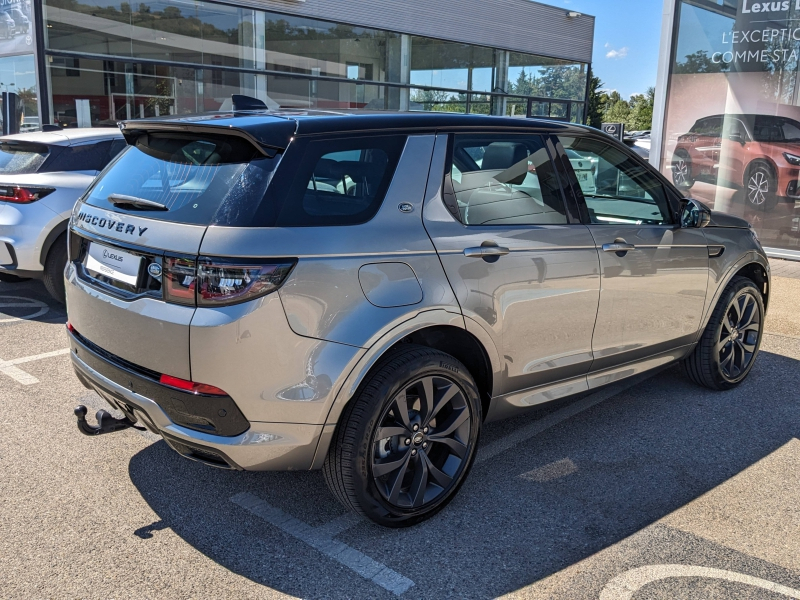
74, 405, 146, 436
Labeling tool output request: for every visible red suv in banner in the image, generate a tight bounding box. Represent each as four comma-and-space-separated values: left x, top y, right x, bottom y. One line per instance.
672, 113, 800, 210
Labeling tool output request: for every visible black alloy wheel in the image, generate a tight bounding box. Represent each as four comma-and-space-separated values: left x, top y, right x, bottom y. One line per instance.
683, 276, 765, 390
323, 345, 481, 527
371, 375, 471, 509
716, 288, 761, 382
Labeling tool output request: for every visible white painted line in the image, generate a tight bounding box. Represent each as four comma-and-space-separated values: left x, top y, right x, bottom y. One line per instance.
5, 348, 70, 365
0, 364, 39, 385
600, 564, 800, 600
314, 511, 364, 539
476, 367, 669, 465
0, 295, 49, 323
230, 492, 414, 596
0, 347, 70, 385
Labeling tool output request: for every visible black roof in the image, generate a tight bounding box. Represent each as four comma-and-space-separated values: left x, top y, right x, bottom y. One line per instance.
120, 109, 592, 151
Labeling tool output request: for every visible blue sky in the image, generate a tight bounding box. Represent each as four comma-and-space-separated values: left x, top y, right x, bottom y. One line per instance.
558, 0, 663, 99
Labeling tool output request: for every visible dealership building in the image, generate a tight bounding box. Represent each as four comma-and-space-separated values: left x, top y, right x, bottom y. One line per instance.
653, 0, 800, 258
0, 0, 593, 131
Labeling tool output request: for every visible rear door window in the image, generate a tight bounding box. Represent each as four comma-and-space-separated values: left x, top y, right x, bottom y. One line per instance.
0, 141, 50, 174
444, 134, 566, 225
269, 135, 406, 227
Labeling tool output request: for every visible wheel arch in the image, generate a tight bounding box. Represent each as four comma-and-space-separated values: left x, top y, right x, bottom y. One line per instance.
38, 219, 69, 267
313, 312, 500, 469
700, 252, 770, 335
744, 156, 777, 188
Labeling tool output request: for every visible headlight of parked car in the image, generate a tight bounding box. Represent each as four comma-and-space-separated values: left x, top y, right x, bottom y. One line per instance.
783, 152, 800, 165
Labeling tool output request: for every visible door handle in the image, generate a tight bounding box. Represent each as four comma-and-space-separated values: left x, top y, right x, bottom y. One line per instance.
464, 246, 511, 258
602, 242, 636, 253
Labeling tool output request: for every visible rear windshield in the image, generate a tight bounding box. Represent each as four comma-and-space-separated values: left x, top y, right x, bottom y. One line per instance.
0, 141, 50, 175
83, 133, 280, 227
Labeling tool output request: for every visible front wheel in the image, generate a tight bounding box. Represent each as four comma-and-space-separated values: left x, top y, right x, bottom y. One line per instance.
323, 345, 481, 527
746, 163, 778, 210
683, 276, 764, 390
672, 152, 694, 190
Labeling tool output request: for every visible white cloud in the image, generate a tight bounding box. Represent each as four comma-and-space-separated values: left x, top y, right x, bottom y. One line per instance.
605, 44, 629, 59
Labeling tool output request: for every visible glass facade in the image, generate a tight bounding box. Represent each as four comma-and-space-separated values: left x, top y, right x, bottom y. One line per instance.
660, 0, 800, 255
40, 0, 588, 125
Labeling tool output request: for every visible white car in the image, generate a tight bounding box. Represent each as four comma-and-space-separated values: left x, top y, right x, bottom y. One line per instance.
566, 148, 597, 194
0, 128, 126, 302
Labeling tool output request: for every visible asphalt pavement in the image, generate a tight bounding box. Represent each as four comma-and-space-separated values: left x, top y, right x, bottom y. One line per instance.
1, 268, 799, 599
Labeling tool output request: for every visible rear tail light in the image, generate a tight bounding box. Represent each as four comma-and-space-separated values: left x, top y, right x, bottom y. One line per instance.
159, 373, 228, 396
161, 255, 295, 307
0, 185, 55, 204
162, 256, 197, 306
197, 258, 296, 306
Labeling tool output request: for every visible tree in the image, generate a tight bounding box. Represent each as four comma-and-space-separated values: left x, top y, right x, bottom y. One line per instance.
586, 69, 606, 128
673, 50, 727, 74
628, 87, 655, 131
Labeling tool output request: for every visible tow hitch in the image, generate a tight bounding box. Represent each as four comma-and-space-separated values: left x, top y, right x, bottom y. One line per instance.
74, 405, 146, 436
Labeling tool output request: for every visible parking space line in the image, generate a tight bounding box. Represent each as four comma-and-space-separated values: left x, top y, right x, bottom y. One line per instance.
476, 367, 669, 465
230, 492, 414, 596
599, 564, 800, 600
0, 348, 70, 385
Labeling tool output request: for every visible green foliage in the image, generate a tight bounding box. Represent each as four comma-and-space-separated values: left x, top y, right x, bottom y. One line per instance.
597, 87, 655, 132
673, 50, 728, 74
508, 65, 586, 101
586, 69, 605, 129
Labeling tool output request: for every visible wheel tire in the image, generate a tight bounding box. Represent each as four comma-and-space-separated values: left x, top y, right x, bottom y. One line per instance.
683, 276, 764, 390
746, 163, 779, 211
323, 344, 481, 528
672, 151, 694, 190
42, 233, 68, 304
0, 272, 31, 283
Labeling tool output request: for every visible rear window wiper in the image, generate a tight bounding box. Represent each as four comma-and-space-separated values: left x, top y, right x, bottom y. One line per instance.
107, 194, 169, 211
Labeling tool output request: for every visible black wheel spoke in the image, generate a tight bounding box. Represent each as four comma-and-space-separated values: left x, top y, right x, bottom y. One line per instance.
430, 406, 469, 438
391, 392, 412, 430
428, 435, 467, 458
720, 348, 734, 373
423, 452, 453, 488
374, 451, 410, 478
426, 383, 460, 426
387, 452, 413, 504
419, 376, 436, 423
409, 454, 429, 507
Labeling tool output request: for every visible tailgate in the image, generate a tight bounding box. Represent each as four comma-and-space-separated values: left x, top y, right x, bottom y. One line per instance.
66, 204, 205, 380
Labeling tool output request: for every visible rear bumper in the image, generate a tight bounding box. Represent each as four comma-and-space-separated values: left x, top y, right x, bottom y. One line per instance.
69, 333, 324, 471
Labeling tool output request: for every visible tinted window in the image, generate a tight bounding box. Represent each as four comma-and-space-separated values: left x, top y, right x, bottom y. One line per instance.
84, 132, 280, 226
269, 135, 406, 227
444, 134, 566, 225
559, 135, 672, 225
752, 116, 800, 143
0, 141, 50, 174
41, 140, 113, 173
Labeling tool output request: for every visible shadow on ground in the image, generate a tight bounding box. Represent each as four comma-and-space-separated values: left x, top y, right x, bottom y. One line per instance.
127, 351, 800, 599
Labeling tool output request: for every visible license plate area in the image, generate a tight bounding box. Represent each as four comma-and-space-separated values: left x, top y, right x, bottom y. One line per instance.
74, 233, 162, 299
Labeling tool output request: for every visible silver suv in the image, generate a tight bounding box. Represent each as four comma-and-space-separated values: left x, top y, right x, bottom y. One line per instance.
66, 106, 769, 527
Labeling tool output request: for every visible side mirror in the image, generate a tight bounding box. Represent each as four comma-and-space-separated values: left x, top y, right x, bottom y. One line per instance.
681, 197, 712, 228
728, 132, 745, 145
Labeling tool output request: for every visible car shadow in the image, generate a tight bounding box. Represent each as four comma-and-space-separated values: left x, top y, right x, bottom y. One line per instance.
0, 279, 66, 324
127, 350, 800, 599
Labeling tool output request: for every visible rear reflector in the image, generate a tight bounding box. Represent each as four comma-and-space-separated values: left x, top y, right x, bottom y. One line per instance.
159, 373, 228, 396
0, 185, 55, 204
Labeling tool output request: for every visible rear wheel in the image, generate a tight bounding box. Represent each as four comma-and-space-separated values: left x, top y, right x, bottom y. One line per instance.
323, 345, 481, 527
683, 276, 764, 390
42, 233, 67, 304
746, 163, 778, 210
